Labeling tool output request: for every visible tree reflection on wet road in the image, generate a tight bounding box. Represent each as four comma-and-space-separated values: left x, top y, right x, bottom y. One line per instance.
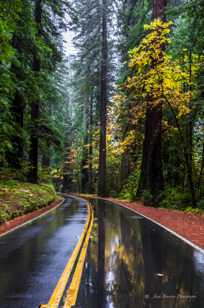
77, 199, 204, 308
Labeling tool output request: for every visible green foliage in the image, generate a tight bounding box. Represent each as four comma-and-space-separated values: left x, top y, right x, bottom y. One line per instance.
119, 171, 140, 201
0, 180, 58, 223
0, 0, 70, 182
196, 199, 204, 211
160, 187, 192, 210
0, 1, 22, 165
119, 172, 155, 204
182, 199, 204, 215
142, 190, 154, 204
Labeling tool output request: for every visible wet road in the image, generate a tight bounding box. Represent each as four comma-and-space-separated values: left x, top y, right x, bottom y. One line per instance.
0, 197, 87, 308
77, 199, 204, 308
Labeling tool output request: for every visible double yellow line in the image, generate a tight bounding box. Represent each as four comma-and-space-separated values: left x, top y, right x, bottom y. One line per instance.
40, 203, 94, 308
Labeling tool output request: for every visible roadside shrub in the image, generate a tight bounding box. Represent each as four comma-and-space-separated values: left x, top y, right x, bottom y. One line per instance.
119, 171, 139, 201
197, 199, 204, 210
160, 187, 191, 209
141, 190, 153, 204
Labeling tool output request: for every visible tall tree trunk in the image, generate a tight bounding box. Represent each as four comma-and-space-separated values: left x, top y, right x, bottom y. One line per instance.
81, 99, 90, 193
187, 49, 193, 171
137, 0, 166, 202
62, 143, 73, 193
137, 103, 163, 199
41, 141, 51, 169
153, 0, 166, 19
28, 0, 42, 183
88, 96, 93, 193
198, 142, 204, 197
185, 48, 196, 206
98, 0, 108, 197
120, 151, 131, 190
62, 103, 73, 193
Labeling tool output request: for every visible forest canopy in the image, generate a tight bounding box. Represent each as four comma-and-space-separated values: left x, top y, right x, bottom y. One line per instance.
1, 0, 204, 211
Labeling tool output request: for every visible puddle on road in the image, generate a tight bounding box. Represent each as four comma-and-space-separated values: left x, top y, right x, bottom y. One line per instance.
77, 199, 204, 308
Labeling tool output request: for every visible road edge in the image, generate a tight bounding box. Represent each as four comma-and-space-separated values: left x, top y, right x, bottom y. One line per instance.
110, 200, 204, 256
0, 197, 65, 238
79, 194, 204, 256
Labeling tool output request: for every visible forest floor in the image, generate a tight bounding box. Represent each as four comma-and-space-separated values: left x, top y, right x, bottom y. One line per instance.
0, 180, 60, 226
79, 194, 204, 251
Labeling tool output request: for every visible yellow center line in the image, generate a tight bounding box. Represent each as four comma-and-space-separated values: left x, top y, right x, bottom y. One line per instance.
40, 203, 93, 308
63, 206, 94, 308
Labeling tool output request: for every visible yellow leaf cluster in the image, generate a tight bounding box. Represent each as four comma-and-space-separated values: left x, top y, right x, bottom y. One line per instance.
124, 19, 192, 118
107, 19, 196, 160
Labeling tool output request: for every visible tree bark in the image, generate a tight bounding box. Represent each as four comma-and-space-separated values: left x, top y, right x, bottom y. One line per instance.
153, 0, 166, 19
81, 99, 90, 193
41, 141, 51, 169
98, 0, 108, 197
198, 142, 204, 197
88, 95, 94, 193
185, 48, 196, 205
62, 144, 73, 193
28, 0, 42, 183
120, 151, 131, 190
137, 103, 164, 199
137, 0, 166, 201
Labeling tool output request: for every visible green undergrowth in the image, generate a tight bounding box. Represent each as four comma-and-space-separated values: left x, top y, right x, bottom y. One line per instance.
119, 179, 204, 216
0, 180, 59, 223
160, 187, 204, 215
119, 172, 139, 201
159, 187, 192, 210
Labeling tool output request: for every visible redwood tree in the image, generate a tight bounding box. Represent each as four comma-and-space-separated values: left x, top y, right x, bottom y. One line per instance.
98, 0, 108, 196
137, 0, 166, 201
28, 0, 42, 183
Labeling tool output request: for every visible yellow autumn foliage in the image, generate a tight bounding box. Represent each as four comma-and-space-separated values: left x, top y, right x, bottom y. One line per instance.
108, 19, 198, 156
125, 19, 192, 117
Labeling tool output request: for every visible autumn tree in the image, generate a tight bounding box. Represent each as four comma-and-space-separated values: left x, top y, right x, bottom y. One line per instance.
115, 0, 151, 191
136, 0, 166, 202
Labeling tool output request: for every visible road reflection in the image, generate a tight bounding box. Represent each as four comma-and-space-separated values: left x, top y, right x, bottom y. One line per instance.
77, 199, 204, 308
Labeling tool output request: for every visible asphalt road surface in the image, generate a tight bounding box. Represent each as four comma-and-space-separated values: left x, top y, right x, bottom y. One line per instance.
0, 197, 87, 308
77, 199, 204, 308
1, 197, 204, 308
